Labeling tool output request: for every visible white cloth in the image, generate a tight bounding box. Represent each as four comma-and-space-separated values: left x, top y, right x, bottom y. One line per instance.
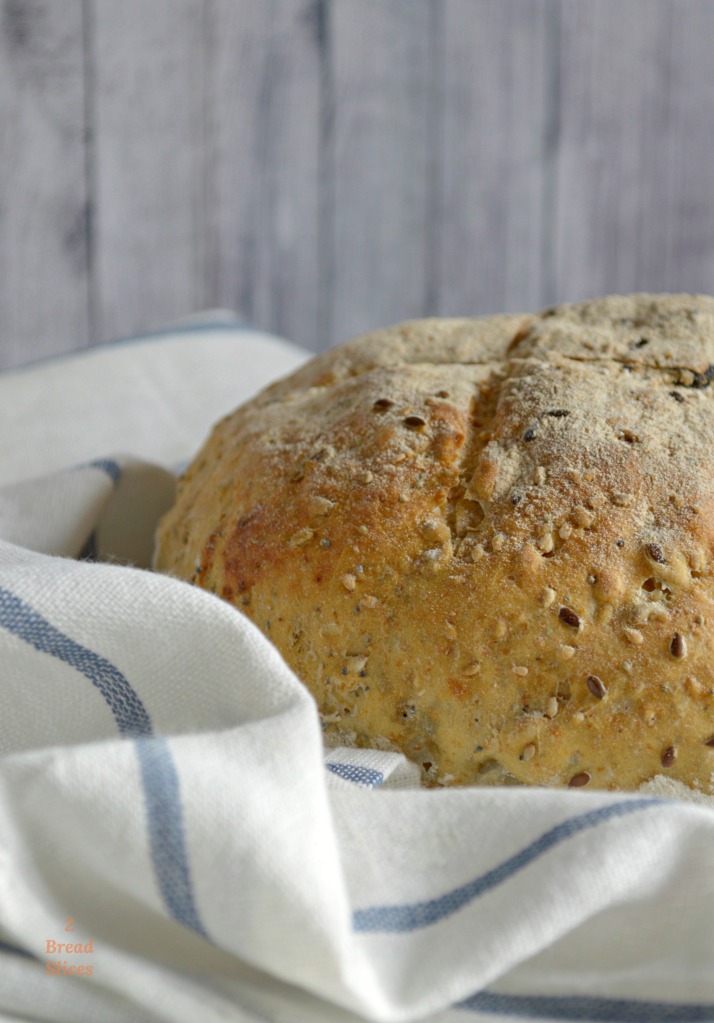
0, 320, 713, 1023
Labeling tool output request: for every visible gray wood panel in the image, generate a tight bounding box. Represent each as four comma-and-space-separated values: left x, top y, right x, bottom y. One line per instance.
0, 0, 89, 367
90, 0, 206, 342
2, 0, 714, 371
328, 0, 436, 344
555, 0, 714, 304
205, 0, 322, 349
436, 0, 553, 318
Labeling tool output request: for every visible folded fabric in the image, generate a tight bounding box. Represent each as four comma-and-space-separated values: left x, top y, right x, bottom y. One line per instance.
0, 323, 713, 1023
0, 314, 308, 486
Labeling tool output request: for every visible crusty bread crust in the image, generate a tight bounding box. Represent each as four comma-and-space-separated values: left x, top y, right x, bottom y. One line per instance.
154, 294, 714, 791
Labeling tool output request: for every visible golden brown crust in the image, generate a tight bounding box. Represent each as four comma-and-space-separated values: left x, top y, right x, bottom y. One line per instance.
154, 294, 714, 792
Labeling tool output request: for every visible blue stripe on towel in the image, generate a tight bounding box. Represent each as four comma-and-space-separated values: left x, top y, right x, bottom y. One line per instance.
0, 587, 150, 736
458, 990, 714, 1021
0, 939, 36, 960
85, 458, 122, 485
135, 738, 208, 939
326, 762, 384, 788
353, 798, 660, 933
0, 587, 208, 940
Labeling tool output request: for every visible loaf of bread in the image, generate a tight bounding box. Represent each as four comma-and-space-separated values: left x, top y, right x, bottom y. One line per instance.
154, 294, 714, 792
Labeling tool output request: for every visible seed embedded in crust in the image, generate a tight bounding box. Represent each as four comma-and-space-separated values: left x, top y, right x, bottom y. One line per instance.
573, 506, 595, 528
670, 391, 685, 403
520, 743, 536, 761
670, 633, 687, 658
523, 427, 538, 441
545, 697, 559, 719
692, 365, 714, 388
558, 644, 576, 660
310, 495, 336, 514
373, 398, 394, 410
623, 627, 644, 646
342, 573, 357, 591
547, 408, 570, 417
345, 655, 368, 674
559, 606, 580, 629
586, 674, 607, 699
661, 746, 677, 768
540, 587, 557, 607
705, 736, 714, 748
463, 662, 481, 676
403, 415, 427, 429
685, 676, 704, 697
537, 532, 554, 553
646, 542, 666, 564
569, 771, 591, 788
558, 522, 573, 540
512, 665, 529, 676
288, 527, 315, 547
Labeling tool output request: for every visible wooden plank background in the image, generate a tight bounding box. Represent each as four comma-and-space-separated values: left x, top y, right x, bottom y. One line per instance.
1, 0, 714, 370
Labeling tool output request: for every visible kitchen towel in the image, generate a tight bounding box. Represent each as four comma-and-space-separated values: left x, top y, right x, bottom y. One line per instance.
0, 320, 713, 1023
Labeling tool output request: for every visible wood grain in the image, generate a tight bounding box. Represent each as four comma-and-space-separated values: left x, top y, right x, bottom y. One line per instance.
0, 0, 89, 368
436, 0, 553, 318
90, 0, 206, 342
328, 0, 436, 345
3, 0, 714, 370
205, 0, 322, 349
555, 0, 714, 303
